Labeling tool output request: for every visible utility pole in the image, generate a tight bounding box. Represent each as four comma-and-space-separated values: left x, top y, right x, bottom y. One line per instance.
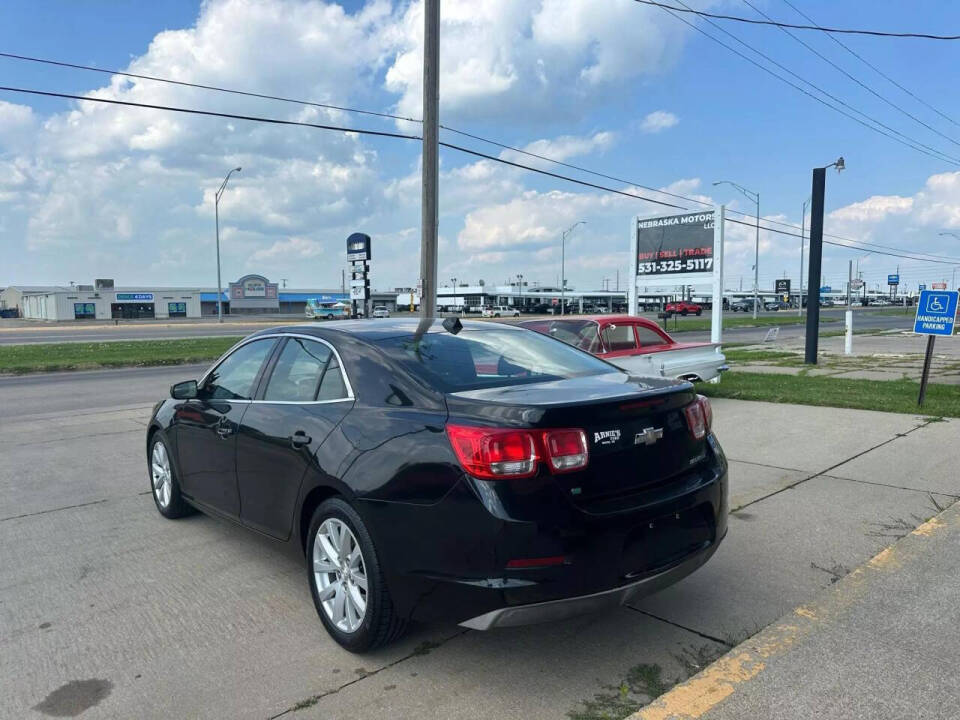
419, 0, 439, 319
805, 157, 844, 364
559, 220, 586, 316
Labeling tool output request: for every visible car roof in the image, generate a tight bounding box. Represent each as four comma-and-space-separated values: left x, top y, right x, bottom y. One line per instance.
249, 318, 525, 342
519, 314, 666, 330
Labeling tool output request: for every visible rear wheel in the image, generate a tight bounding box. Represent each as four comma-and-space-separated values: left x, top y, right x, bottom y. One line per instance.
326, 314, 334, 320
680, 309, 688, 316
307, 498, 406, 652
695, 309, 702, 316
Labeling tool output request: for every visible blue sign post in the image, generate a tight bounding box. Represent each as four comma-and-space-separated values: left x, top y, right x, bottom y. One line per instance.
913, 289, 959, 406
888, 274, 900, 285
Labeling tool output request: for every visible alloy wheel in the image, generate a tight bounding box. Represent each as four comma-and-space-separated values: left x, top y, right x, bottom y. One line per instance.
313, 518, 368, 633
151, 441, 172, 508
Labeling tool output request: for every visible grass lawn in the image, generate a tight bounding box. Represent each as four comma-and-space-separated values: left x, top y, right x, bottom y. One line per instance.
700, 372, 960, 418
0, 337, 243, 374
722, 348, 800, 363
665, 314, 839, 333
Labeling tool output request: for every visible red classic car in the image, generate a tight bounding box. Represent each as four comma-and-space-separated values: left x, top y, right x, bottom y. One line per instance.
519, 315, 727, 382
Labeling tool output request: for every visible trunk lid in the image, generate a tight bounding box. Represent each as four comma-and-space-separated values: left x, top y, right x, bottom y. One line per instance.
445, 373, 704, 506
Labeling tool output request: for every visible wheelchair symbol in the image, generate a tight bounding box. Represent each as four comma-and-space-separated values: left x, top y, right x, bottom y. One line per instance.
926, 294, 949, 313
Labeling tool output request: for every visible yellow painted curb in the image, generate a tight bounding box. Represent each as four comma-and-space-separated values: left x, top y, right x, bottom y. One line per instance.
630, 506, 958, 720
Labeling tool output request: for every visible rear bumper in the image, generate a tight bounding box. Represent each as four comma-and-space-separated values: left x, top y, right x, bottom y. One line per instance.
459, 532, 723, 630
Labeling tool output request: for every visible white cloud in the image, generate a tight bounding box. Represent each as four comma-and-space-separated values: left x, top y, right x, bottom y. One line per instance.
384, 0, 695, 124
640, 110, 678, 134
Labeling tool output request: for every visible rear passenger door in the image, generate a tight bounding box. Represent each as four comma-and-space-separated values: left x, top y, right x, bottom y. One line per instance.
600, 322, 658, 377
236, 335, 354, 539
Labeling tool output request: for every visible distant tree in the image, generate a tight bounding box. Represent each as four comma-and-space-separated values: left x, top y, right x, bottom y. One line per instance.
478, 279, 485, 286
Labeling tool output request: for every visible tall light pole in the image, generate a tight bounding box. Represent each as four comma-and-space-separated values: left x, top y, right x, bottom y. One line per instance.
798, 196, 811, 316
560, 220, 586, 316
805, 156, 845, 364
214, 167, 241, 323
516, 273, 523, 309
714, 180, 760, 318
940, 233, 960, 291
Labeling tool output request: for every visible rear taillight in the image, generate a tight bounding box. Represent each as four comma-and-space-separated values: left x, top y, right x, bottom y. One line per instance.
446, 425, 538, 479
543, 429, 589, 473
446, 424, 589, 480
684, 395, 712, 439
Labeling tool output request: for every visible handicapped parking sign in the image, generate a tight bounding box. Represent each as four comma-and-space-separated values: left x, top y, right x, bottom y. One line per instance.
913, 290, 959, 336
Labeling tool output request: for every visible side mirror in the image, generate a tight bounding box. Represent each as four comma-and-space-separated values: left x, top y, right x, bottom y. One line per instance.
170, 380, 199, 400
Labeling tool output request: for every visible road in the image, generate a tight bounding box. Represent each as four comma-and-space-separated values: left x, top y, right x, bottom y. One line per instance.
2, 367, 957, 718
0, 309, 916, 345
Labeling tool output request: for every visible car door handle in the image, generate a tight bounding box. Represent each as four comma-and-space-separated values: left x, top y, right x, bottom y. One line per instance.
290, 431, 312, 448
215, 419, 233, 439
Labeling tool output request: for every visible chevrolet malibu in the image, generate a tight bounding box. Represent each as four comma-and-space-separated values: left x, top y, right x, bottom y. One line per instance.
146, 319, 728, 651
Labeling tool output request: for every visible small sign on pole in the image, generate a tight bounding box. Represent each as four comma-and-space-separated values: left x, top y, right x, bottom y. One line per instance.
913, 289, 958, 406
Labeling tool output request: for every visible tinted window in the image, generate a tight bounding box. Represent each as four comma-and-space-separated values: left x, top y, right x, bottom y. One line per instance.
375, 327, 618, 392
264, 338, 333, 402
204, 339, 274, 400
529, 320, 600, 354
636, 326, 669, 347
602, 324, 637, 352
317, 355, 348, 401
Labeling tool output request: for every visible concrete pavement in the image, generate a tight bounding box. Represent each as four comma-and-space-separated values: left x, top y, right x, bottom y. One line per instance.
2, 375, 958, 719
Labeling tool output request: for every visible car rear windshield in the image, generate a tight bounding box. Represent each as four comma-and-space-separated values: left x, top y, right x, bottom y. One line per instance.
373, 327, 619, 392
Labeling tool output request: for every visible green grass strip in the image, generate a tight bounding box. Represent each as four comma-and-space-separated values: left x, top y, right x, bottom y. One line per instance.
0, 337, 243, 374
701, 371, 960, 418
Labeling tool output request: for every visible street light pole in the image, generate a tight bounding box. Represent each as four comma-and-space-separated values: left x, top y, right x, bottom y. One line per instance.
713, 180, 760, 318
560, 221, 586, 316
419, 0, 440, 319
214, 167, 241, 323
799, 197, 810, 317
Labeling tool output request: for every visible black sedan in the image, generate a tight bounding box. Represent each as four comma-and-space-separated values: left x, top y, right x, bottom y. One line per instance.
147, 319, 728, 651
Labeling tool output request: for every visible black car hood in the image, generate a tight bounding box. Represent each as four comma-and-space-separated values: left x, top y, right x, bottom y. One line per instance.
450, 371, 689, 407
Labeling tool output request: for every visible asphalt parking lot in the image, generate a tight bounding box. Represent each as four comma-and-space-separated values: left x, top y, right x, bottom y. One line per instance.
2, 365, 958, 719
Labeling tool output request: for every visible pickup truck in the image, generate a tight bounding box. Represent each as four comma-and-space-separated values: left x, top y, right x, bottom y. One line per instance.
519, 315, 727, 382
482, 305, 520, 318
665, 301, 703, 316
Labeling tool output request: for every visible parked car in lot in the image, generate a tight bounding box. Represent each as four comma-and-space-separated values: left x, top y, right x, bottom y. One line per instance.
147, 320, 727, 651
763, 300, 781, 311
665, 300, 702, 316
729, 298, 760, 312
519, 315, 728, 382
372, 306, 390, 318
482, 305, 520, 318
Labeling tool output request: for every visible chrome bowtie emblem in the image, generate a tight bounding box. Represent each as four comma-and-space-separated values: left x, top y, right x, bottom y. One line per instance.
634, 427, 664, 446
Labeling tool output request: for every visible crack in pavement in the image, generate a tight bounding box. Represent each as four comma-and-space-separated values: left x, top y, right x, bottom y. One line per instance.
268, 629, 471, 719
1, 498, 108, 523
626, 606, 733, 648
5, 427, 144, 448
820, 473, 960, 499
733, 420, 938, 512
725, 457, 807, 473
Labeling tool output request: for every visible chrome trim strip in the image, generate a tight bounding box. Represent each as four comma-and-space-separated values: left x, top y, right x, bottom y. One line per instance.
197, 332, 355, 404
458, 538, 721, 631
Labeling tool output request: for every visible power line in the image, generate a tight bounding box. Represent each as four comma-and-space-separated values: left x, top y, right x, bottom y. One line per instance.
0, 51, 420, 124
0, 50, 708, 209
742, 0, 960, 150
663, 0, 960, 166
778, 0, 960, 132
725, 217, 960, 265
0, 85, 685, 210
631, 1, 960, 40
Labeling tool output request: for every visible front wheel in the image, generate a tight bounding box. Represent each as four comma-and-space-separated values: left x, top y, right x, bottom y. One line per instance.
326, 314, 334, 320
148, 433, 194, 519
680, 309, 688, 316
307, 498, 406, 652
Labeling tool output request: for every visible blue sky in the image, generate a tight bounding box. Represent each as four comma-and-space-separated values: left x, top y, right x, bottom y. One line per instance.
2, 0, 960, 294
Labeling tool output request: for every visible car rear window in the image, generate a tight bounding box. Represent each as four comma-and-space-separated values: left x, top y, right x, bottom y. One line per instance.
374, 327, 618, 392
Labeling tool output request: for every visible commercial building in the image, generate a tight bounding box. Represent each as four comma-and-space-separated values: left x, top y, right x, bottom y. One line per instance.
2, 275, 347, 321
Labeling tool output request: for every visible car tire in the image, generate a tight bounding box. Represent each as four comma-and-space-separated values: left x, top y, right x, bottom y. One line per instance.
307, 498, 407, 652
148, 432, 194, 519
680, 309, 688, 316
326, 314, 334, 320
695, 309, 702, 316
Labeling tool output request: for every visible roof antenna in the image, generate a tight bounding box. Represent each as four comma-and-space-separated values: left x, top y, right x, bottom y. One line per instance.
442, 316, 462, 335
